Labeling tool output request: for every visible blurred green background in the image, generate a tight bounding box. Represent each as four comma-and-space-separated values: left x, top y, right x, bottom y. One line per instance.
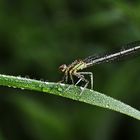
0, 0, 140, 140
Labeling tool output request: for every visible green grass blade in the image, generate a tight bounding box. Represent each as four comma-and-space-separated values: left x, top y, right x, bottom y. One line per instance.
0, 74, 140, 120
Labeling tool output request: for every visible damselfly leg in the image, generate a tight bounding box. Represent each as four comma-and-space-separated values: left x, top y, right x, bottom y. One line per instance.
77, 72, 93, 89
63, 71, 93, 94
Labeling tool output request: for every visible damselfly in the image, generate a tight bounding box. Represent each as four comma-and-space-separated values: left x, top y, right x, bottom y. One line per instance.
59, 41, 140, 91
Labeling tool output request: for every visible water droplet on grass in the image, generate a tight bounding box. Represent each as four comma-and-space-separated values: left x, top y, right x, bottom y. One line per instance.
45, 82, 49, 85
58, 87, 63, 92
59, 83, 65, 86
105, 103, 110, 108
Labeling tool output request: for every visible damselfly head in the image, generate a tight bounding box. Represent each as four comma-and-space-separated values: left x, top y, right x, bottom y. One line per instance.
59, 64, 67, 72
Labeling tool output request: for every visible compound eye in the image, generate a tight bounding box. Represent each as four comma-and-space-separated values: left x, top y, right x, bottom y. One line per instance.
59, 64, 67, 72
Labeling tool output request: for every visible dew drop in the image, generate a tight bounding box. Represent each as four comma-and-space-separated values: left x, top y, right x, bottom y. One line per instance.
39, 84, 42, 87
105, 103, 110, 108
25, 75, 30, 79
40, 78, 44, 81
59, 83, 65, 86
58, 87, 63, 92
45, 82, 49, 85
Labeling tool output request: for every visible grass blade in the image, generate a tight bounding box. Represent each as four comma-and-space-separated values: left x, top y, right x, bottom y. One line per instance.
0, 74, 140, 120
